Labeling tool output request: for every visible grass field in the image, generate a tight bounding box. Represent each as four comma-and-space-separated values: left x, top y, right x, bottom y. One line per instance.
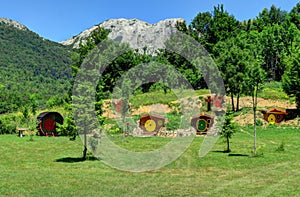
0, 126, 299, 196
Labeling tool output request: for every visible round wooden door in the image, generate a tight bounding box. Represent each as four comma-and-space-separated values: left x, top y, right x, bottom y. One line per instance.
267, 114, 276, 124
144, 119, 157, 132
197, 119, 207, 132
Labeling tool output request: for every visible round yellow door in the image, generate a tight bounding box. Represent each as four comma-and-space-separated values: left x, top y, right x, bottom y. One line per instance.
268, 114, 276, 124
144, 119, 156, 132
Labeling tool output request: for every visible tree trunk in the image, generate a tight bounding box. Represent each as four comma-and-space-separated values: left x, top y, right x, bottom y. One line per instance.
271, 59, 276, 81
207, 101, 211, 112
236, 93, 240, 111
226, 136, 230, 153
83, 146, 87, 160
253, 86, 258, 156
231, 93, 235, 112
83, 132, 87, 160
296, 92, 300, 113
253, 106, 257, 156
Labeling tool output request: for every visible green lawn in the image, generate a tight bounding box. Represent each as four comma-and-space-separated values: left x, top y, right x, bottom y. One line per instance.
0, 127, 299, 196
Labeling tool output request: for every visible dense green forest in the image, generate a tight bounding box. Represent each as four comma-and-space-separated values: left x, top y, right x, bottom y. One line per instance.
185, 4, 300, 111
0, 20, 73, 113
0, 3, 299, 135
70, 3, 300, 113
57, 3, 299, 140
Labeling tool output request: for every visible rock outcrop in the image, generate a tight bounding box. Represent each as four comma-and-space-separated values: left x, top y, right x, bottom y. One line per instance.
61, 18, 185, 54
0, 18, 28, 30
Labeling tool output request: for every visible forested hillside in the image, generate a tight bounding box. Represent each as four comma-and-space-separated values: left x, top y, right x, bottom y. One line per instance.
0, 19, 73, 113
64, 3, 299, 131
0, 3, 299, 116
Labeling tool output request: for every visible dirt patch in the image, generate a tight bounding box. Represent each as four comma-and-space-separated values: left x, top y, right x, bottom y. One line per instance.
102, 96, 298, 127
232, 110, 268, 127
227, 96, 296, 110
131, 104, 171, 116
102, 100, 172, 118
102, 96, 203, 118
279, 118, 300, 127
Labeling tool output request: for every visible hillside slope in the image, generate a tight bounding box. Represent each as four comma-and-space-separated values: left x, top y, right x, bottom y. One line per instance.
0, 18, 73, 113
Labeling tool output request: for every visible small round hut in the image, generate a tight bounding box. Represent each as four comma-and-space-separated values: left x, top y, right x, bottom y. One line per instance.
37, 112, 63, 136
262, 108, 287, 124
139, 114, 165, 135
191, 114, 214, 134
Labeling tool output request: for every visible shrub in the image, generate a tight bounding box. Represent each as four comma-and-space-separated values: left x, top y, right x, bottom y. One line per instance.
56, 114, 76, 137
220, 111, 239, 152
259, 82, 289, 100
0, 119, 16, 134
0, 113, 24, 134
276, 141, 285, 152
255, 119, 263, 126
108, 125, 123, 134
166, 111, 181, 131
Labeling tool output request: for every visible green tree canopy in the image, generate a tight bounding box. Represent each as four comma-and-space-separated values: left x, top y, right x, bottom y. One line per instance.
282, 50, 300, 111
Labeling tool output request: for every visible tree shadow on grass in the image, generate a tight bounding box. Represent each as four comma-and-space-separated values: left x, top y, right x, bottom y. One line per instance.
212, 150, 229, 153
228, 153, 249, 157
212, 151, 249, 157
55, 156, 99, 163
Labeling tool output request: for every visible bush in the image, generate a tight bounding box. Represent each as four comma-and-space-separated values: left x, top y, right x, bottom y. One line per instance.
259, 82, 289, 100
166, 111, 181, 131
0, 113, 24, 134
255, 119, 263, 126
108, 125, 123, 134
220, 111, 238, 152
0, 119, 16, 134
276, 141, 285, 152
56, 113, 77, 139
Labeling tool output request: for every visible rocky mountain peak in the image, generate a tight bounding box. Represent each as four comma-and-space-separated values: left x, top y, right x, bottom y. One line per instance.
61, 18, 185, 54
0, 18, 28, 30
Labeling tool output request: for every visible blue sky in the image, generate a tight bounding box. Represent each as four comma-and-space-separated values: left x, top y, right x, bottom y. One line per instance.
0, 0, 299, 42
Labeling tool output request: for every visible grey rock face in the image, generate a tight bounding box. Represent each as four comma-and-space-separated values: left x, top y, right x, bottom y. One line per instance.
61, 18, 185, 54
0, 18, 28, 30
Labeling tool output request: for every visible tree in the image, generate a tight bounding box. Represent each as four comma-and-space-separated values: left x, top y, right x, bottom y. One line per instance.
189, 11, 213, 49
221, 111, 238, 153
282, 50, 300, 112
56, 103, 77, 140
281, 5, 300, 112
215, 37, 250, 111
260, 24, 286, 80
29, 94, 39, 115
209, 5, 240, 44
289, 3, 300, 29
71, 27, 110, 79
285, 23, 299, 55
189, 4, 240, 53
71, 27, 110, 160
156, 49, 205, 90
244, 64, 266, 156
71, 27, 153, 159
249, 5, 293, 81
253, 5, 288, 32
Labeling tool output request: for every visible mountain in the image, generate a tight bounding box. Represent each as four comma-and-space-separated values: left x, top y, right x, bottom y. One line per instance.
0, 18, 73, 113
0, 17, 184, 113
0, 18, 28, 30
61, 18, 185, 54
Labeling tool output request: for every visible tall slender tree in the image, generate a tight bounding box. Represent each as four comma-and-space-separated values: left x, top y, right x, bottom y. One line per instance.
244, 63, 266, 155
70, 27, 110, 160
